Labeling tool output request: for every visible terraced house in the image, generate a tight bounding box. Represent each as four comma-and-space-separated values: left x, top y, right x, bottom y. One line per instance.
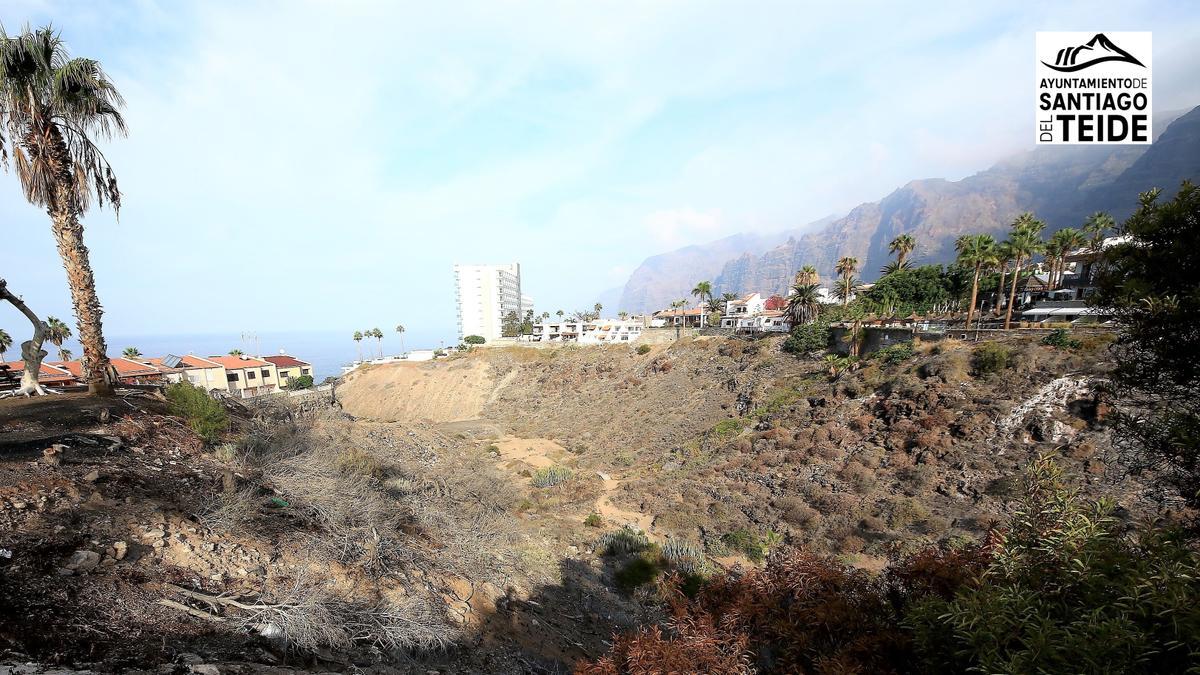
263, 354, 313, 387
208, 355, 279, 398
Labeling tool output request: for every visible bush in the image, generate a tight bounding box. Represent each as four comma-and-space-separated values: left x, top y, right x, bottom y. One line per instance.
165, 381, 228, 443
615, 556, 661, 591
971, 342, 1011, 375
636, 344, 652, 355
531, 465, 573, 487
585, 512, 604, 527
286, 374, 315, 390
711, 418, 748, 437
1041, 328, 1081, 349
661, 539, 708, 576
599, 526, 651, 556
874, 341, 914, 365
464, 335, 486, 345
782, 322, 830, 355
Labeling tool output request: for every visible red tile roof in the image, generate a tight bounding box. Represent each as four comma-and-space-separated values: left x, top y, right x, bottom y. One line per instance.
5, 361, 78, 383
208, 355, 272, 370
53, 360, 84, 378
110, 357, 162, 378
179, 355, 223, 369
263, 355, 310, 368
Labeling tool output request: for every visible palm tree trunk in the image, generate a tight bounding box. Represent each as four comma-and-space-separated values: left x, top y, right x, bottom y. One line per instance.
966, 264, 981, 328
49, 205, 116, 395
996, 267, 1008, 309
1004, 256, 1023, 329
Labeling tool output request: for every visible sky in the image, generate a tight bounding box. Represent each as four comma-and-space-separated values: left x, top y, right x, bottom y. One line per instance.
2, 0, 1198, 354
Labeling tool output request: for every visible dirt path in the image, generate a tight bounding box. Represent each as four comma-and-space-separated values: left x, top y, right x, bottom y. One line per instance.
492, 436, 656, 535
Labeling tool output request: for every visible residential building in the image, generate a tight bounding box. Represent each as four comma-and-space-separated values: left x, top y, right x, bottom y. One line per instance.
2, 361, 77, 389
521, 294, 535, 317
653, 306, 710, 328
1060, 236, 1130, 300
528, 319, 643, 344
54, 358, 165, 385
208, 354, 280, 398
733, 310, 791, 333
721, 293, 766, 328
264, 354, 313, 388
454, 263, 522, 342
143, 355, 229, 392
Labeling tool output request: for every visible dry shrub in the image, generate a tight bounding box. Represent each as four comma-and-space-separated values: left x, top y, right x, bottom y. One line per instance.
840, 461, 876, 492
838, 534, 866, 554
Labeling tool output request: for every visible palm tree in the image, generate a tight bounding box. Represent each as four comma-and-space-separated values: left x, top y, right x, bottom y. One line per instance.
45, 316, 72, 360
1003, 214, 1047, 329
371, 327, 383, 358
669, 299, 687, 339
352, 331, 363, 361
618, 311, 628, 320
955, 234, 998, 328
1046, 228, 1085, 289
880, 259, 912, 276
0, 27, 126, 395
794, 265, 819, 286
58, 348, 72, 361
785, 283, 821, 326
834, 257, 859, 306
993, 241, 1015, 310
394, 324, 405, 354
1083, 212, 1115, 252
556, 309, 564, 319
0, 327, 10, 361
889, 233, 916, 267
833, 277, 858, 305
229, 348, 244, 356
122, 346, 141, 358
691, 280, 713, 312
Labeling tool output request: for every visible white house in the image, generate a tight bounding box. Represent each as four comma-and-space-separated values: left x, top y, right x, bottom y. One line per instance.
529, 318, 644, 344
721, 293, 766, 328
734, 310, 791, 333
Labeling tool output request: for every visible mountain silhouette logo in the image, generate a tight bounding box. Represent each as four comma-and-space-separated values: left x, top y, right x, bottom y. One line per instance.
1043, 33, 1145, 72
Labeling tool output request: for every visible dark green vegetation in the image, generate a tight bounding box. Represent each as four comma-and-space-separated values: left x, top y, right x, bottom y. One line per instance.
285, 374, 314, 390
165, 381, 228, 443
464, 334, 486, 345
1095, 182, 1200, 514
582, 458, 1200, 675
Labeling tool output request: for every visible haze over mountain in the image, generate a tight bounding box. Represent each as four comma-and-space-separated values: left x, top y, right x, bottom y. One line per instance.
617, 106, 1200, 313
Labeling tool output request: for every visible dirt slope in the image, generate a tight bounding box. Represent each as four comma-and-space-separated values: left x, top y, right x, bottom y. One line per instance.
338, 359, 494, 422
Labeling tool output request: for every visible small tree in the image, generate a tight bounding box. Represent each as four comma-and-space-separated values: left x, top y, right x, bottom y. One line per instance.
165, 381, 228, 443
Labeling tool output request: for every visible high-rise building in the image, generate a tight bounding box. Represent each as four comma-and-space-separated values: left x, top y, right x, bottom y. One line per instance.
453, 263, 522, 341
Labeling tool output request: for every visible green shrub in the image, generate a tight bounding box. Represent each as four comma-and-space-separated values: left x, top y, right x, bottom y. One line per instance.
712, 418, 748, 437
1041, 328, 1081, 349
585, 512, 604, 527
782, 322, 830, 355
615, 556, 661, 591
636, 344, 652, 355
464, 334, 486, 344
661, 539, 709, 576
531, 465, 573, 487
599, 526, 651, 556
971, 342, 1011, 375
286, 374, 314, 390
165, 381, 228, 444
720, 528, 780, 563
874, 341, 914, 365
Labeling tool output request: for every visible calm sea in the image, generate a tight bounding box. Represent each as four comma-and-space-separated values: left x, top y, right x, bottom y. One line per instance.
45, 329, 451, 382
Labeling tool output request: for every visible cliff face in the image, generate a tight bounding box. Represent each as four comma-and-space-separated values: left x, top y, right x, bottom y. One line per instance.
624, 106, 1200, 303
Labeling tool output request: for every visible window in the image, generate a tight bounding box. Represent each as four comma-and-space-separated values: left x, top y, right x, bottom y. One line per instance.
247, 371, 256, 380
227, 373, 239, 382
261, 369, 271, 378
301, 368, 310, 376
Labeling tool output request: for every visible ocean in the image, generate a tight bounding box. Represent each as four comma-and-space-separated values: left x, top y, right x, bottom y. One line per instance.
43, 329, 450, 382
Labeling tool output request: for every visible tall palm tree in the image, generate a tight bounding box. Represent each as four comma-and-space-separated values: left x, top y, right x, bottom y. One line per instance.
394, 324, 405, 354
993, 241, 1015, 310
794, 265, 819, 286
1003, 214, 1046, 329
122, 346, 141, 358
58, 347, 72, 361
880, 259, 912, 276
889, 233, 916, 267
371, 327, 383, 358
669, 298, 687, 338
556, 309, 564, 319
691, 280, 713, 312
955, 233, 998, 328
785, 283, 821, 326
0, 27, 126, 395
1046, 228, 1085, 289
45, 316, 72, 360
833, 276, 858, 306
834, 257, 859, 306
352, 331, 363, 361
0, 327, 10, 361
1083, 211, 1115, 252
228, 348, 244, 356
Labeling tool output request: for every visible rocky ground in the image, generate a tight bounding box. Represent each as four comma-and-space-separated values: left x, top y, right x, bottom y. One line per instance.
0, 332, 1171, 673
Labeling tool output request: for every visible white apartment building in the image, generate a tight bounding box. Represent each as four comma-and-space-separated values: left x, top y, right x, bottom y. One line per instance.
454, 263, 523, 341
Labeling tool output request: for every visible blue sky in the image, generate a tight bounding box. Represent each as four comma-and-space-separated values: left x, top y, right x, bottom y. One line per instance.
2, 1, 1198, 353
